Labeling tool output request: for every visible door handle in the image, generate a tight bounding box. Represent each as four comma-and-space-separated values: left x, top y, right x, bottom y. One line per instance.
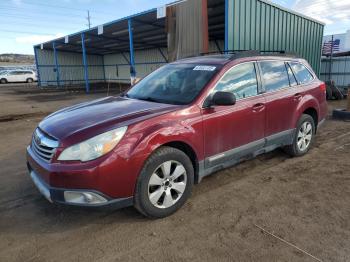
294, 93, 303, 101
252, 103, 265, 112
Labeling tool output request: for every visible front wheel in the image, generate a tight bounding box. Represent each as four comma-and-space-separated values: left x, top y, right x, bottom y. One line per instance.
0, 78, 7, 84
134, 147, 194, 218
284, 114, 315, 157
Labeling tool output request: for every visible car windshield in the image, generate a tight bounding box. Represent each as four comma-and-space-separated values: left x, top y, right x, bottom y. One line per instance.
126, 63, 220, 105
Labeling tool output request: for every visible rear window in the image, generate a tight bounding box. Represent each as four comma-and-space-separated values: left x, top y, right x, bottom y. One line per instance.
259, 61, 290, 92
289, 62, 314, 84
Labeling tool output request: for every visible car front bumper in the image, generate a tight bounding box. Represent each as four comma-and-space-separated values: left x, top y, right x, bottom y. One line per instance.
28, 167, 133, 207
26, 145, 135, 207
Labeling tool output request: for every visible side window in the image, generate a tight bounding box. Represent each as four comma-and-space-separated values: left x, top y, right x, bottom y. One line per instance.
286, 63, 298, 86
259, 61, 290, 92
214, 62, 258, 100
289, 62, 314, 84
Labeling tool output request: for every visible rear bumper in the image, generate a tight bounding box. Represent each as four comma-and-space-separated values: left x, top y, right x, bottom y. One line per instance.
28, 167, 133, 207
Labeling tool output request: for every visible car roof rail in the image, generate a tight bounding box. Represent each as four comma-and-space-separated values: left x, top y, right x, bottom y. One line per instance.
199, 50, 299, 59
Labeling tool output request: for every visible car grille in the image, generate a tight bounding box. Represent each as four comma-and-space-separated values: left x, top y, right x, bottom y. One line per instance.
31, 128, 59, 162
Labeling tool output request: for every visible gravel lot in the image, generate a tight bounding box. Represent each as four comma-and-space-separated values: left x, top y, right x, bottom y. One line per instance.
0, 84, 349, 262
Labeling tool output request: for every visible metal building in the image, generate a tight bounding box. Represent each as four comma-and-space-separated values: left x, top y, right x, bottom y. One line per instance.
321, 56, 350, 93
34, 0, 324, 92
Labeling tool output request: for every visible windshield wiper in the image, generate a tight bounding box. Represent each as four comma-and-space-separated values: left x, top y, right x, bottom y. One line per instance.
121, 92, 129, 98
136, 97, 161, 103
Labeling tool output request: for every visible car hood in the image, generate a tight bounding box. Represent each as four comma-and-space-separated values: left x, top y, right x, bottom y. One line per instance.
39, 96, 180, 143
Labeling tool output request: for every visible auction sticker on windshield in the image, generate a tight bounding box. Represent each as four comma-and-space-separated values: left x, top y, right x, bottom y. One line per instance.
193, 65, 216, 71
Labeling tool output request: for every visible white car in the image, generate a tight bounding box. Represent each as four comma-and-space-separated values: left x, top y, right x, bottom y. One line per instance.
0, 70, 37, 84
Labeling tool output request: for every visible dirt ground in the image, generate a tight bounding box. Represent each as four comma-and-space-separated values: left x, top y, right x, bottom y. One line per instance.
0, 84, 349, 262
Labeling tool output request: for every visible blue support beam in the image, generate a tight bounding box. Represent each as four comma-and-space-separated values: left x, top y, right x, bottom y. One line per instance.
224, 0, 229, 52
128, 18, 136, 82
52, 41, 60, 86
33, 47, 41, 87
81, 33, 90, 93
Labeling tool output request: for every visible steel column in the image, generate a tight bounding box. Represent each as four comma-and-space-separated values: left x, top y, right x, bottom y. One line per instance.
201, 0, 209, 54
224, 0, 229, 52
81, 33, 90, 93
128, 18, 136, 81
33, 47, 41, 87
52, 41, 60, 86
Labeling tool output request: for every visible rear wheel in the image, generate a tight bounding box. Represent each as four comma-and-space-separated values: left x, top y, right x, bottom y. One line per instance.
284, 114, 315, 157
134, 147, 194, 218
26, 78, 34, 83
0, 78, 7, 84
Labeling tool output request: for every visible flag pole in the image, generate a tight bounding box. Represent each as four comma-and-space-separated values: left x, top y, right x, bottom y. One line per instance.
329, 35, 334, 82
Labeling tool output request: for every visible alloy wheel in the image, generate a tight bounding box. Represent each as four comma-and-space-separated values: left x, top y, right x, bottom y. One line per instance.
148, 160, 187, 209
297, 121, 313, 152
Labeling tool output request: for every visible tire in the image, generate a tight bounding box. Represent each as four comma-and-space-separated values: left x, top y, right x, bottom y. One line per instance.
333, 109, 350, 121
284, 114, 315, 157
0, 78, 7, 84
26, 78, 34, 83
134, 146, 194, 218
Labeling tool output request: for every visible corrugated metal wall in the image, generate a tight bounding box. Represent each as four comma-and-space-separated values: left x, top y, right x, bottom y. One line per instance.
226, 0, 324, 75
36, 49, 104, 86
320, 56, 350, 89
134, 48, 168, 78
168, 0, 207, 60
103, 48, 168, 82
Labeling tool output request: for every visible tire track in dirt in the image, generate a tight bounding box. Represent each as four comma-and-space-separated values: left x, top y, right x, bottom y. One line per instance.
0, 112, 51, 123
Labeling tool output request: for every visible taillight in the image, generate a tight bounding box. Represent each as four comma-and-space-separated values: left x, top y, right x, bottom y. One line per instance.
320, 82, 326, 92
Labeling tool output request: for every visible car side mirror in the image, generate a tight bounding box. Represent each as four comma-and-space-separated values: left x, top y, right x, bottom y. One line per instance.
210, 91, 236, 106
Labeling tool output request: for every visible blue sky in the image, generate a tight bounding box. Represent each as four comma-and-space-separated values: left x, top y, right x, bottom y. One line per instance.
0, 0, 349, 55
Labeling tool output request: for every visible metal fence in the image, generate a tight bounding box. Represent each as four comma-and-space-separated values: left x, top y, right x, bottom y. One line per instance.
320, 56, 350, 92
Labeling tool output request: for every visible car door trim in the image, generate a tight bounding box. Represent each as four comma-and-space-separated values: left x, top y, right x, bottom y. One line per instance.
198, 129, 295, 182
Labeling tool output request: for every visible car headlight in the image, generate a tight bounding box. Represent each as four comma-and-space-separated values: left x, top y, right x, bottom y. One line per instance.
58, 126, 127, 162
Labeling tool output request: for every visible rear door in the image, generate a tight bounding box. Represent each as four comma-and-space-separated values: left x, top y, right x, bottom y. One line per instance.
202, 62, 266, 168
23, 71, 33, 81
258, 60, 302, 146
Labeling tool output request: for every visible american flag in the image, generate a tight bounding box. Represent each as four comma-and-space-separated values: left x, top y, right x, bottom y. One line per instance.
322, 39, 340, 55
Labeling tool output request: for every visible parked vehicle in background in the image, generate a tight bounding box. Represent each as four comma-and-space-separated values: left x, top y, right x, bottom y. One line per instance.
27, 53, 327, 218
0, 70, 37, 84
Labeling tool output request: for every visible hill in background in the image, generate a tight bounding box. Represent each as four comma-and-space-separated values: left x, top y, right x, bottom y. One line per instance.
0, 54, 34, 65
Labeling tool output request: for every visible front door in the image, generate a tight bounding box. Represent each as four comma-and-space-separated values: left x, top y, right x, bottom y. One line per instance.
202, 62, 266, 168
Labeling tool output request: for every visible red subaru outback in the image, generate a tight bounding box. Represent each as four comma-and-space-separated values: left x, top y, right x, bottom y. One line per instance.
27, 53, 327, 218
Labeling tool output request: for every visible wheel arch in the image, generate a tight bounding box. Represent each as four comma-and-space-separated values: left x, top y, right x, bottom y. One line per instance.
303, 107, 318, 132
295, 96, 320, 133
161, 141, 199, 184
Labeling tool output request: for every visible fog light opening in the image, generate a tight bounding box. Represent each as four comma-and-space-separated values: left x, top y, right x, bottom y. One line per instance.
64, 191, 108, 205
